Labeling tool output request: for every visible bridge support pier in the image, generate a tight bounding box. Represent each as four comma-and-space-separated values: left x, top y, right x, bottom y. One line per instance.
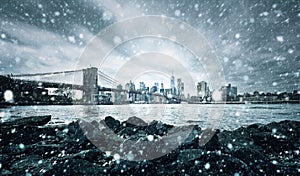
83, 67, 98, 104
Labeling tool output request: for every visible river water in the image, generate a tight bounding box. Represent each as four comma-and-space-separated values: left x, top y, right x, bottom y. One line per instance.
1, 104, 299, 130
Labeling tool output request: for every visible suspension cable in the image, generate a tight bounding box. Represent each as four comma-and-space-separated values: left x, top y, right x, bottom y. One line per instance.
11, 69, 83, 77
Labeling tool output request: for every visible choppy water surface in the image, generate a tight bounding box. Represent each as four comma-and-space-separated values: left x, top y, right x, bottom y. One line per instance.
1, 104, 299, 130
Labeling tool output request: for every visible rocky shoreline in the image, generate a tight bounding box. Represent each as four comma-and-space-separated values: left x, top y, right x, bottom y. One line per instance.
1, 116, 299, 175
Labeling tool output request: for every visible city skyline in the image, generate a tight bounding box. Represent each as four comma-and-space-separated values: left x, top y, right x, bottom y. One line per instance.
1, 66, 299, 105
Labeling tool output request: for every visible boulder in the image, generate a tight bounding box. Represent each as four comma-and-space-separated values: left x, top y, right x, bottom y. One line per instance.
101, 116, 121, 132
121, 116, 148, 129
1, 116, 300, 175
186, 152, 251, 175
45, 158, 109, 175
145, 121, 174, 136
0, 115, 51, 127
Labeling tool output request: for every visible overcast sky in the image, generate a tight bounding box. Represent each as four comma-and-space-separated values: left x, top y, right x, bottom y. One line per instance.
0, 0, 299, 94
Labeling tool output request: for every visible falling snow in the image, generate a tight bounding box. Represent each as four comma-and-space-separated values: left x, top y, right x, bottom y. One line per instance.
19, 143, 25, 149
0, 1, 299, 174
54, 11, 60, 16
276, 36, 284, 42
147, 135, 154, 141
4, 90, 14, 102
113, 36, 122, 45
1, 33, 6, 39
68, 36, 76, 43
0, 0, 297, 93
204, 163, 210, 170
227, 143, 233, 150
175, 10, 181, 17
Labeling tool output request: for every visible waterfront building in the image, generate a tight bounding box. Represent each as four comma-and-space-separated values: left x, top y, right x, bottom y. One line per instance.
177, 78, 182, 96
140, 82, 146, 91
170, 75, 176, 95
114, 84, 126, 104
125, 80, 135, 92
125, 80, 136, 102
197, 81, 209, 99
165, 88, 172, 97
220, 84, 238, 101
180, 82, 185, 99
98, 93, 112, 104
160, 83, 165, 94
154, 83, 159, 90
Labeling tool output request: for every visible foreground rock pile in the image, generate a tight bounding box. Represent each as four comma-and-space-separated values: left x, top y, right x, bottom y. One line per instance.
1, 116, 299, 175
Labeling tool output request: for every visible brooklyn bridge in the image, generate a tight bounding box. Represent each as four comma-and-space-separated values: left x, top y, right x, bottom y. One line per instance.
0, 67, 172, 105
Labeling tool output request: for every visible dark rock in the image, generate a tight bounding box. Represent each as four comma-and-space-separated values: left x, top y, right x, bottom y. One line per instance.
247, 123, 264, 130
67, 120, 85, 138
101, 116, 121, 133
110, 160, 156, 175
157, 162, 181, 175
251, 131, 295, 155
1, 117, 300, 175
263, 120, 300, 136
3, 143, 27, 155
153, 149, 179, 164
110, 160, 138, 175
29, 143, 65, 157
117, 127, 144, 139
123, 116, 148, 127
177, 149, 205, 162
145, 121, 174, 136
186, 152, 251, 175
172, 125, 202, 150
61, 149, 108, 165
91, 120, 100, 128
83, 149, 107, 164
45, 158, 109, 175
134, 160, 156, 175
233, 147, 268, 165
0, 154, 12, 169
217, 128, 259, 154
11, 155, 42, 170
200, 129, 220, 151
1, 126, 47, 146
1, 169, 13, 175
0, 115, 51, 127
9, 155, 53, 175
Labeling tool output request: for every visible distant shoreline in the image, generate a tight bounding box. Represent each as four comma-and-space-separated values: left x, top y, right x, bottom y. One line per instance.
1, 100, 300, 107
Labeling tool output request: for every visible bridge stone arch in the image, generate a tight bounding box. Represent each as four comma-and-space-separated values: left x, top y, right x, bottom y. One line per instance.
82, 67, 98, 103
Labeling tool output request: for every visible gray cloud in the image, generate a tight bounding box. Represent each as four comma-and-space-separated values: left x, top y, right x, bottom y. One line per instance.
0, 0, 299, 93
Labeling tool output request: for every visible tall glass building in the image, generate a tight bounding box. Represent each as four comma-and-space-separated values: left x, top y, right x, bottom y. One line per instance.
170, 75, 175, 95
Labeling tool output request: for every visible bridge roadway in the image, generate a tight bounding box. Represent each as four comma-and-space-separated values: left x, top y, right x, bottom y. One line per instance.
13, 78, 83, 90
12, 78, 169, 99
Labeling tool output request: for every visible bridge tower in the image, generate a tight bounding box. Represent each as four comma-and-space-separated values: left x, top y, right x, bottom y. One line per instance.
82, 67, 98, 103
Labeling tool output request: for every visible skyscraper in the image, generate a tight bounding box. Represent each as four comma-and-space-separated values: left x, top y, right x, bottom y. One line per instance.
160, 83, 164, 94
125, 80, 136, 102
139, 82, 146, 91
114, 84, 124, 104
197, 81, 209, 98
180, 82, 185, 98
170, 75, 175, 95
220, 84, 237, 101
177, 78, 182, 96
125, 80, 135, 91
